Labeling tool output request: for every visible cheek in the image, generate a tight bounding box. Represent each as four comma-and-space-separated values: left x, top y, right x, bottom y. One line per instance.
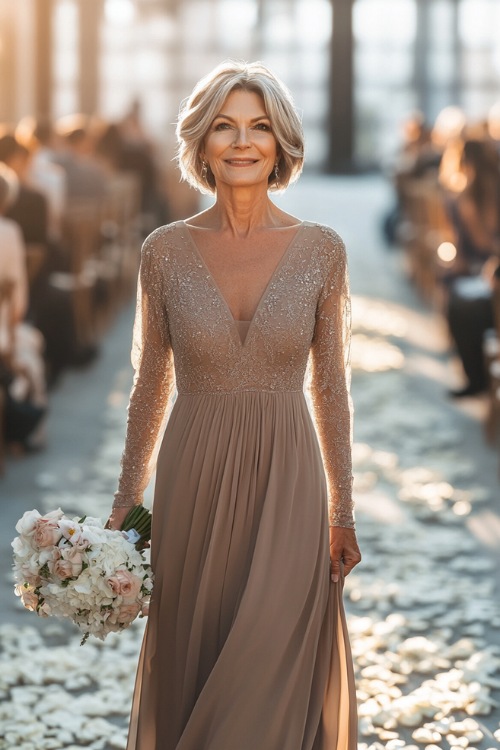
205, 133, 233, 154
261, 137, 278, 158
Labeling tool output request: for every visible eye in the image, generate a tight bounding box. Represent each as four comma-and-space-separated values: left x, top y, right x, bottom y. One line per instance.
254, 122, 272, 131
213, 121, 232, 131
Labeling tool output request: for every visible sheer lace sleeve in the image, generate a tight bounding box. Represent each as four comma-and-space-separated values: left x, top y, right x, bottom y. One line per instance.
113, 231, 175, 508
309, 227, 354, 528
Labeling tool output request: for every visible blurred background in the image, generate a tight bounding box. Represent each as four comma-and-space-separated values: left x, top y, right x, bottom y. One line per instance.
1, 2, 500, 750
3, 0, 500, 170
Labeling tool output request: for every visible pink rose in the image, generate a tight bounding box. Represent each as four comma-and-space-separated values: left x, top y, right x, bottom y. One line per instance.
33, 519, 61, 548
53, 547, 84, 579
53, 559, 73, 580
107, 569, 142, 601
116, 602, 141, 624
19, 587, 40, 611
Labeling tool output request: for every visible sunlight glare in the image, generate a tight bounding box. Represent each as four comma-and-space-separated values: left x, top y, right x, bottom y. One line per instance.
216, 0, 257, 48
437, 242, 457, 263
353, 0, 416, 44
296, 0, 332, 46
105, 0, 136, 25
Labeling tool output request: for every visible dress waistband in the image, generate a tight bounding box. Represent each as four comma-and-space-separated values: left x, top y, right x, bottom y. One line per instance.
176, 389, 304, 396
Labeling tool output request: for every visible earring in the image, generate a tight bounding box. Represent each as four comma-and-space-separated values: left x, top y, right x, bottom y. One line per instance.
274, 160, 280, 183
201, 160, 208, 179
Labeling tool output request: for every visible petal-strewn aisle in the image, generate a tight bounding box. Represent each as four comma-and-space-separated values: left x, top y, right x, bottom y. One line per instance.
1, 176, 499, 750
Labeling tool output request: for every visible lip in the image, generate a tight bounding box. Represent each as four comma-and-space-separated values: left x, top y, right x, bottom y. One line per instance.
224, 159, 259, 166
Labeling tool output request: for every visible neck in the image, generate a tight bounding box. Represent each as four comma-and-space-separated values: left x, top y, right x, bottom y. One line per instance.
209, 182, 280, 237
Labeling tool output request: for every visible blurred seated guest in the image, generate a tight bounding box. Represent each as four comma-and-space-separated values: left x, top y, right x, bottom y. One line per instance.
94, 123, 125, 175
0, 133, 49, 249
0, 133, 63, 318
446, 140, 500, 277
445, 140, 500, 397
426, 106, 467, 174
395, 111, 432, 174
119, 99, 152, 147
384, 107, 466, 247
488, 101, 500, 152
402, 106, 466, 180
15, 116, 67, 241
94, 110, 168, 228
53, 114, 108, 201
383, 111, 431, 244
447, 260, 499, 398
0, 169, 47, 449
118, 100, 169, 225
437, 135, 466, 194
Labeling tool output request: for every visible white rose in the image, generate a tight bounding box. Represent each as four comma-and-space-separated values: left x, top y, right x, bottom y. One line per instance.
58, 519, 84, 545
42, 508, 65, 522
19, 554, 44, 580
80, 526, 106, 546
11, 536, 33, 559
15, 510, 42, 538
73, 575, 92, 595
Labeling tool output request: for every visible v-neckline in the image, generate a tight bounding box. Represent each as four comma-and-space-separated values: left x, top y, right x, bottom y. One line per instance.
182, 220, 306, 348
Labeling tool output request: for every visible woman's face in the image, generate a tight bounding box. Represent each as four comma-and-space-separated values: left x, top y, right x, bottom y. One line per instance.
202, 89, 278, 190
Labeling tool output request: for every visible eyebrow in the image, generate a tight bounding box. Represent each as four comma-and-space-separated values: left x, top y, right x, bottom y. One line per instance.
212, 114, 270, 123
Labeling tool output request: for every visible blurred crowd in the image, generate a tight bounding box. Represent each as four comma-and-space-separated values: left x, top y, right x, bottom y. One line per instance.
0, 104, 169, 464
385, 103, 500, 414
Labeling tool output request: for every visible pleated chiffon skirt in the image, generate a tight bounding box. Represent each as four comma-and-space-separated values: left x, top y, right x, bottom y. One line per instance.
126, 390, 357, 750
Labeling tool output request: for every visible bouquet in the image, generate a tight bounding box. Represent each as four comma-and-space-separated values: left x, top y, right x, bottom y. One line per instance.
11, 506, 153, 644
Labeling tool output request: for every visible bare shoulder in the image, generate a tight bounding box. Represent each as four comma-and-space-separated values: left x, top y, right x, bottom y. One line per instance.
273, 208, 303, 228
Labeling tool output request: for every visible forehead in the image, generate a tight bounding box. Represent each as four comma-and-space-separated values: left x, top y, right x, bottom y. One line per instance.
217, 89, 268, 117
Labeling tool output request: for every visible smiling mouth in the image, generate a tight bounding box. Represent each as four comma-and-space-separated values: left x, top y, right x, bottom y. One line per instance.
225, 159, 259, 166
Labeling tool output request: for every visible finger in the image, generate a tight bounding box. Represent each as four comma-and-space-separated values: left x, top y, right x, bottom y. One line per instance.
343, 553, 362, 576
329, 554, 341, 583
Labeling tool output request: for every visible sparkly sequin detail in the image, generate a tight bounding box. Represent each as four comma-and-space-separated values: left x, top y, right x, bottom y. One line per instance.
113, 221, 354, 527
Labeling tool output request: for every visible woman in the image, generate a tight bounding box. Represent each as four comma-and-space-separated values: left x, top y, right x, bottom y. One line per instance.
108, 61, 361, 750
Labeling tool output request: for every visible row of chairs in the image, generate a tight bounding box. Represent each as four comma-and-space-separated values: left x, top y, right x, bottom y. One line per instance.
0, 280, 15, 473
396, 174, 456, 305
397, 174, 500, 474
48, 173, 143, 352
0, 173, 143, 473
484, 289, 500, 459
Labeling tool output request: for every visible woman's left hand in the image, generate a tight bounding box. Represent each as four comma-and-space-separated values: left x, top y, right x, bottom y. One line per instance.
329, 526, 361, 583
105, 506, 134, 531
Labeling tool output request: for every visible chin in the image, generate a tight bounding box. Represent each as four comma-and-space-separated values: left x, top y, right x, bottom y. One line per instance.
220, 174, 270, 189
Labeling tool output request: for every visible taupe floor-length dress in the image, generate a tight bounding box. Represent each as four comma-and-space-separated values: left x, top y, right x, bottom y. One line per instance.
115, 220, 358, 750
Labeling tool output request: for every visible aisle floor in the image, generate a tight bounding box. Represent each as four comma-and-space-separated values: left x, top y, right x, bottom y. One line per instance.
1, 175, 499, 750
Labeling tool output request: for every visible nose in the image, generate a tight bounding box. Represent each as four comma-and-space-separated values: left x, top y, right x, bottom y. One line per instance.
233, 127, 251, 148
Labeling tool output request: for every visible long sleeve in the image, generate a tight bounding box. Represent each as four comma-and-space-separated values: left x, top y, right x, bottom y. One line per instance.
309, 228, 354, 528
113, 232, 175, 507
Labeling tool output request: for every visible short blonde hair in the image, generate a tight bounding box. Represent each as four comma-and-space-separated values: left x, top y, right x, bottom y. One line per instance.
176, 60, 304, 194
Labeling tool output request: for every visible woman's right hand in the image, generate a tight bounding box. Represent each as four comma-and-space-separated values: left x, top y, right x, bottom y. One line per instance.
105, 506, 134, 531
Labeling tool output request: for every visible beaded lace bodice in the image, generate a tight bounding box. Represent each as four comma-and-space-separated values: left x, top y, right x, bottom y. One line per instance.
114, 220, 354, 527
